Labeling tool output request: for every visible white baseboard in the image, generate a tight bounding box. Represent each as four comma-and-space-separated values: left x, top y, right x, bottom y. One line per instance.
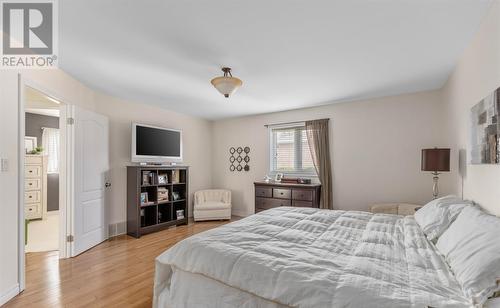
232, 209, 251, 217
0, 283, 20, 306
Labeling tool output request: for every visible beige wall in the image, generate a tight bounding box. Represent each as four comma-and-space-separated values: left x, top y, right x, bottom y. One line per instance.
0, 69, 213, 303
442, 1, 500, 216
0, 71, 22, 304
94, 94, 213, 224
1, 69, 98, 304
212, 90, 452, 217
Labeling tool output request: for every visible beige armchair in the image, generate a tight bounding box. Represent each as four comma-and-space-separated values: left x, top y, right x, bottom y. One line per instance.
370, 203, 422, 216
193, 189, 232, 222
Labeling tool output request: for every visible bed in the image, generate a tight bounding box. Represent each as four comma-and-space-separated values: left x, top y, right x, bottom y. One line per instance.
154, 207, 475, 307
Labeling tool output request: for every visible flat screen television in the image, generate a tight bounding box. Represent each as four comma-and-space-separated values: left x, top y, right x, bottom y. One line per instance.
131, 123, 182, 163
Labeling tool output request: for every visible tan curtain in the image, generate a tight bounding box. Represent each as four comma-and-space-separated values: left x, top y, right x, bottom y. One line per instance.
305, 119, 333, 209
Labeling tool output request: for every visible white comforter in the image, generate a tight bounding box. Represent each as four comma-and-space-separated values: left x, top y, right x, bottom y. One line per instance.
154, 207, 472, 307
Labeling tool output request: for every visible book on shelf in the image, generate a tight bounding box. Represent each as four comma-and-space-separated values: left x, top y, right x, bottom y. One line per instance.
142, 171, 154, 185
140, 192, 148, 204
176, 209, 185, 220
140, 209, 145, 225
171, 170, 180, 183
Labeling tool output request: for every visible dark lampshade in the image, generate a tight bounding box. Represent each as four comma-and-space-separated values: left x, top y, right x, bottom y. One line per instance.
421, 148, 450, 172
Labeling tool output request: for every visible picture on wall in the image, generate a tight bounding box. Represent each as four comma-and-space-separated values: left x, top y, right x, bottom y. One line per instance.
470, 86, 500, 164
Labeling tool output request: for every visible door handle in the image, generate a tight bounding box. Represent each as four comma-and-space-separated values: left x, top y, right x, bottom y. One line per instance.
105, 182, 112, 188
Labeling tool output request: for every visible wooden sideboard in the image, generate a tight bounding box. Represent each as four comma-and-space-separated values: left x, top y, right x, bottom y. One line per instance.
254, 181, 321, 213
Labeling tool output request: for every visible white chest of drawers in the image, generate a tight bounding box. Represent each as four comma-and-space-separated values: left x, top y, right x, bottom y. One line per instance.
25, 155, 48, 220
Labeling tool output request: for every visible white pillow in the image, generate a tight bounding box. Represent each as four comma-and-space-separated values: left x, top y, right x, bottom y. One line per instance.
414, 195, 472, 241
436, 206, 500, 305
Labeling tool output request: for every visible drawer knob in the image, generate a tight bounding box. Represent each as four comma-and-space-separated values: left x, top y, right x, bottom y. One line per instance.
29, 196, 32, 198
29, 208, 32, 211
280, 192, 283, 195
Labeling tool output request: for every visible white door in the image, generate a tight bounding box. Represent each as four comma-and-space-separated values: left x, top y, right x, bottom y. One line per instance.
72, 106, 109, 256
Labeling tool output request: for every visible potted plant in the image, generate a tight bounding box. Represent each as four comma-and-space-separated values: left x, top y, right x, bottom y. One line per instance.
29, 147, 44, 155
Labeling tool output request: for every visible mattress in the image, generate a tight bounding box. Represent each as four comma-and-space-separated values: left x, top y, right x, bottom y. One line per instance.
154, 207, 472, 307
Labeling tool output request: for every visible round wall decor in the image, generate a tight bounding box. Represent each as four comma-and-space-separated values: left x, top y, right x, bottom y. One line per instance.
229, 146, 250, 172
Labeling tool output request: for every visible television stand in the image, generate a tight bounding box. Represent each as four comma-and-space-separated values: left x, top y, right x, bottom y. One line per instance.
127, 165, 189, 238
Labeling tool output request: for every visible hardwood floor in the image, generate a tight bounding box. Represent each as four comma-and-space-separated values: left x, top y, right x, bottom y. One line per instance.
5, 218, 236, 308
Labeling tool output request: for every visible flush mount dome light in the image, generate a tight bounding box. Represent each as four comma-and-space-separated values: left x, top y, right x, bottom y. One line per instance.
211, 67, 242, 98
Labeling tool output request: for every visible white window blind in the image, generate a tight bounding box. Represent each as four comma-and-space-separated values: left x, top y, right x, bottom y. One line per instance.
42, 127, 60, 173
270, 124, 316, 176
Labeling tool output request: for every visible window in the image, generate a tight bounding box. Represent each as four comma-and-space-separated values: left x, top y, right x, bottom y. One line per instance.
269, 124, 316, 176
42, 127, 60, 173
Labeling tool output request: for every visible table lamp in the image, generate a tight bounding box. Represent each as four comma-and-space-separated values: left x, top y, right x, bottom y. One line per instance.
421, 148, 450, 199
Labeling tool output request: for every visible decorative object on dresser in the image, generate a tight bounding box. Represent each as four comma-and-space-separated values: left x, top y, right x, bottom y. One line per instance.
25, 154, 48, 220
279, 177, 312, 184
421, 148, 450, 199
24, 136, 37, 153
254, 181, 321, 213
274, 172, 283, 182
127, 166, 188, 238
193, 189, 231, 221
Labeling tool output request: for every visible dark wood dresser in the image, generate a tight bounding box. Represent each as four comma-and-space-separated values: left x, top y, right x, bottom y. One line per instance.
254, 181, 321, 213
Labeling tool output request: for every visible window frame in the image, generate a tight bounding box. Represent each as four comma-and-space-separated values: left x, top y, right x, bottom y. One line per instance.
268, 122, 317, 177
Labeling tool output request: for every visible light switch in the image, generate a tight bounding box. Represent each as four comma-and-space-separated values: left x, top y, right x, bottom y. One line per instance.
1, 158, 8, 172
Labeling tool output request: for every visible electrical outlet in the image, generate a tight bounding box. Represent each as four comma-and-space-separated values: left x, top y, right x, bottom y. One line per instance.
1, 158, 8, 172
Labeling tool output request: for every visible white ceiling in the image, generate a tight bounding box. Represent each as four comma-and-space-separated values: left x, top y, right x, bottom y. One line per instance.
25, 87, 61, 113
59, 0, 492, 120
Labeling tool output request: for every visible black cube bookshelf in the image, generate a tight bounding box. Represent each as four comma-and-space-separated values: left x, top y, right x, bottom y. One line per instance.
127, 165, 188, 238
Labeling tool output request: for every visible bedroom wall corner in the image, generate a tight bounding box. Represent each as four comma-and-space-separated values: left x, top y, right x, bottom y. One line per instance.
441, 0, 500, 216
93, 92, 214, 223
212, 90, 451, 216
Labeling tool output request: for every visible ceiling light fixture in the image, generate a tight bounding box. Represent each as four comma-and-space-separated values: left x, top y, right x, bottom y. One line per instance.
211, 67, 242, 98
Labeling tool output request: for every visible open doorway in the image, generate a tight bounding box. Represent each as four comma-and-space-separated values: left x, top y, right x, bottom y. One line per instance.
23, 87, 63, 253
18, 78, 110, 293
